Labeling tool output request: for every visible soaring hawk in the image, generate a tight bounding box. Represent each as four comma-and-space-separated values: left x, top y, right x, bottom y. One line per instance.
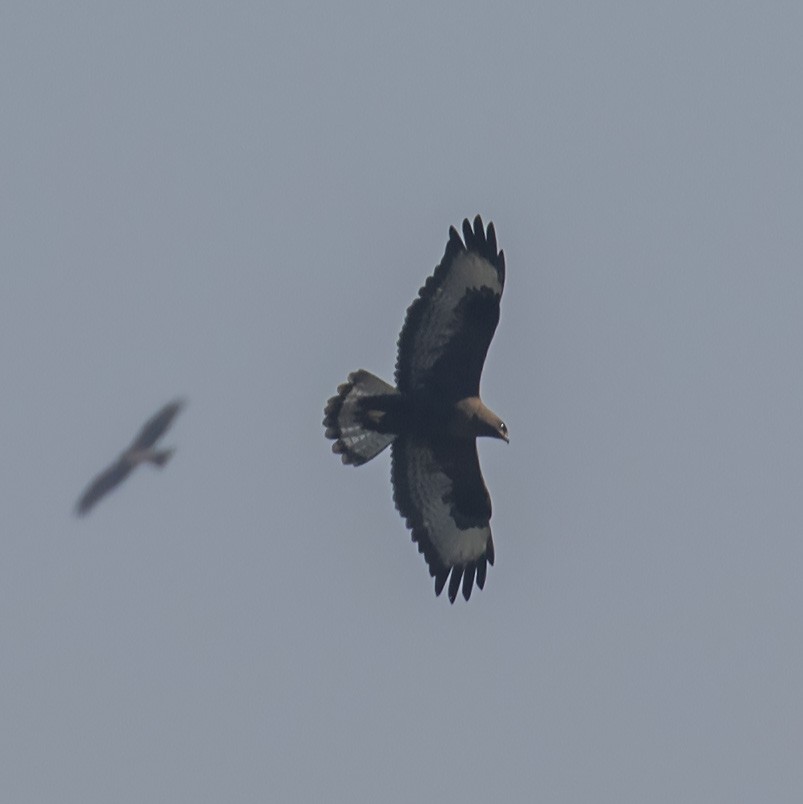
323, 216, 507, 602
75, 399, 185, 516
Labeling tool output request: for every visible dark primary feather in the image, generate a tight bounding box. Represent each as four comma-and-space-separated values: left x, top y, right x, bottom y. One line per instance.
75, 457, 134, 516
395, 215, 505, 401
131, 400, 185, 450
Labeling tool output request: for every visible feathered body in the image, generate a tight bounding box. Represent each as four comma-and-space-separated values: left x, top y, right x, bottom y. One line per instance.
324, 216, 507, 602
75, 399, 184, 516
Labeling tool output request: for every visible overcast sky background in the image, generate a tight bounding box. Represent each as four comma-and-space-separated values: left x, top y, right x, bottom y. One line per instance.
3, 3, 803, 802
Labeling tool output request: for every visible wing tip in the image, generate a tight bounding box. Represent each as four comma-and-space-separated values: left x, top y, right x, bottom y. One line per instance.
426, 553, 491, 604
458, 215, 503, 277
394, 215, 504, 387
434, 560, 487, 603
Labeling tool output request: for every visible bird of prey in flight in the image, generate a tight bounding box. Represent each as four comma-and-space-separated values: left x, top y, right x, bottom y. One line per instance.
324, 216, 508, 602
75, 399, 185, 516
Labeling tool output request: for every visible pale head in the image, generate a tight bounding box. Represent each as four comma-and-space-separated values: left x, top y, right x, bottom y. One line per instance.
452, 397, 509, 442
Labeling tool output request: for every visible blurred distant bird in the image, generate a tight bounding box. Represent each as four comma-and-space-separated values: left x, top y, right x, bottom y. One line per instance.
323, 216, 508, 602
75, 399, 185, 516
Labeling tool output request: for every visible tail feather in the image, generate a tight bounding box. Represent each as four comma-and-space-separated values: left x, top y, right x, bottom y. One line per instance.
323, 370, 399, 465
148, 448, 174, 468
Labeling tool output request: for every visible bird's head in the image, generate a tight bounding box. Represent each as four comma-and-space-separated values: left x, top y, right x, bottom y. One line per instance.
456, 398, 509, 442
478, 414, 508, 443
493, 418, 509, 443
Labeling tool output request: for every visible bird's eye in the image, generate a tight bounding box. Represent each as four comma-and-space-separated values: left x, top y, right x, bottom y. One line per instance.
499, 421, 507, 435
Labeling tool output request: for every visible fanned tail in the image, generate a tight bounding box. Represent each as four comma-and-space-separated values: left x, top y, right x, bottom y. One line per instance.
148, 448, 174, 468
323, 370, 400, 465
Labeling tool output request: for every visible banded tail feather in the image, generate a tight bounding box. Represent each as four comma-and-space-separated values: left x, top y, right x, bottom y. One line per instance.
323, 370, 400, 466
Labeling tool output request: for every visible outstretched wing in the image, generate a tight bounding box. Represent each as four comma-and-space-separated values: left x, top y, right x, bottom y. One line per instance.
76, 398, 184, 516
130, 399, 184, 450
75, 456, 134, 516
395, 215, 505, 401
391, 435, 495, 602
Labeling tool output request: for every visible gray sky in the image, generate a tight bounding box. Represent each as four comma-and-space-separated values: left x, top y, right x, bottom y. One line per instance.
3, 3, 803, 802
